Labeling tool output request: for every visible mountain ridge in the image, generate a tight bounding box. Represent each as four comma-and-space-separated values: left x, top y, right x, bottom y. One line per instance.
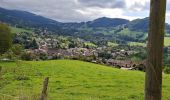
0, 7, 170, 37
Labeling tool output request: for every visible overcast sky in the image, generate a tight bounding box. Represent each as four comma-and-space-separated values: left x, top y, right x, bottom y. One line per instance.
0, 0, 170, 23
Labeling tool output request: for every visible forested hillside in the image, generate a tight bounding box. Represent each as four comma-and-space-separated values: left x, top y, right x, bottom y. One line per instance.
1, 7, 170, 43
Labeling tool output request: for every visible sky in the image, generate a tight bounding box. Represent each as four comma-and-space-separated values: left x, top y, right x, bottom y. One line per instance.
0, 0, 170, 23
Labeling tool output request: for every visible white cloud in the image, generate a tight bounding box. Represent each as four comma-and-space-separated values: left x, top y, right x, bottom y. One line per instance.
0, 0, 170, 23
166, 12, 170, 23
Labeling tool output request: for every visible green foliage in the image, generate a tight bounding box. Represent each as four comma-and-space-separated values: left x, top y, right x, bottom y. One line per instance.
164, 66, 170, 74
0, 23, 12, 54
98, 52, 113, 59
0, 60, 170, 99
0, 44, 24, 60
0, 49, 16, 60
127, 17, 149, 32
87, 17, 129, 28
30, 39, 39, 49
117, 28, 146, 42
126, 37, 170, 47
13, 32, 35, 49
21, 52, 36, 61
128, 47, 147, 61
11, 44, 23, 55
39, 53, 48, 60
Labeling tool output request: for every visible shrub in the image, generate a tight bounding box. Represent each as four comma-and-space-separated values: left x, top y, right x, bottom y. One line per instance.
21, 51, 36, 61
163, 66, 170, 74
0, 24, 12, 54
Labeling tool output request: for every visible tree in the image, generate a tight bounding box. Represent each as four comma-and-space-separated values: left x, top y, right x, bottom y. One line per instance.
145, 0, 166, 100
0, 23, 12, 54
11, 44, 23, 55
21, 51, 36, 61
30, 39, 39, 49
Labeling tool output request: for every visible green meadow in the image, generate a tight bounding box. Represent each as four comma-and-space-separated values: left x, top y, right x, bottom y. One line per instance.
128, 42, 146, 47
164, 37, 170, 47
10, 26, 33, 34
84, 42, 97, 48
128, 37, 170, 47
0, 60, 170, 100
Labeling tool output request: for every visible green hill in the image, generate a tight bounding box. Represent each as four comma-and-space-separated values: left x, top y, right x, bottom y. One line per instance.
0, 7, 59, 29
0, 60, 170, 100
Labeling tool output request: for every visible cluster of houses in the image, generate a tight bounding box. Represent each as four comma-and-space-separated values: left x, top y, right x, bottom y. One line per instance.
26, 38, 145, 71
27, 46, 97, 60
107, 59, 146, 71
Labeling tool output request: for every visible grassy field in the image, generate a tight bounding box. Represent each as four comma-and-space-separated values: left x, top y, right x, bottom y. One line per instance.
0, 60, 170, 100
128, 42, 146, 47
128, 37, 170, 47
164, 37, 170, 47
107, 42, 118, 47
84, 42, 97, 48
10, 26, 33, 34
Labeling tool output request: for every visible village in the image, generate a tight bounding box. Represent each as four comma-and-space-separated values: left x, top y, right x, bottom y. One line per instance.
25, 34, 146, 71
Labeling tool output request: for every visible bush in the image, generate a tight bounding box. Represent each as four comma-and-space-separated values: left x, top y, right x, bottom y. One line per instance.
0, 24, 12, 54
11, 44, 23, 55
21, 51, 36, 61
1, 49, 18, 60
39, 53, 48, 60
163, 67, 170, 74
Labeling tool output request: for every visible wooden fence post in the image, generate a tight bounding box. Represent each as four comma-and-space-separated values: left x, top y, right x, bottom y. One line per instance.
145, 0, 166, 100
40, 77, 49, 100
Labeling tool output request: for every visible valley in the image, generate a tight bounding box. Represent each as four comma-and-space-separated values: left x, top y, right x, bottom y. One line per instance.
0, 6, 170, 100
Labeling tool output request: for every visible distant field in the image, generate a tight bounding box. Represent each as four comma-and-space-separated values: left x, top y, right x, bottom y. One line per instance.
0, 60, 170, 100
10, 26, 33, 34
164, 37, 170, 47
128, 37, 170, 47
84, 42, 97, 47
107, 42, 118, 47
128, 42, 146, 47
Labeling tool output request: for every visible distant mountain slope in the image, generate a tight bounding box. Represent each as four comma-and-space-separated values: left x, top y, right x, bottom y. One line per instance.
128, 18, 149, 32
0, 7, 129, 29
0, 7, 170, 32
0, 7, 60, 28
128, 17, 170, 33
87, 17, 129, 28
59, 17, 129, 29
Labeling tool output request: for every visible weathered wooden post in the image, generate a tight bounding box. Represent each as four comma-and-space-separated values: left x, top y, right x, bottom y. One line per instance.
40, 77, 49, 100
145, 0, 166, 100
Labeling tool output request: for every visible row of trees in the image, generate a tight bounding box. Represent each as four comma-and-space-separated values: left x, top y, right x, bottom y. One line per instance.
0, 23, 12, 55
0, 23, 28, 61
